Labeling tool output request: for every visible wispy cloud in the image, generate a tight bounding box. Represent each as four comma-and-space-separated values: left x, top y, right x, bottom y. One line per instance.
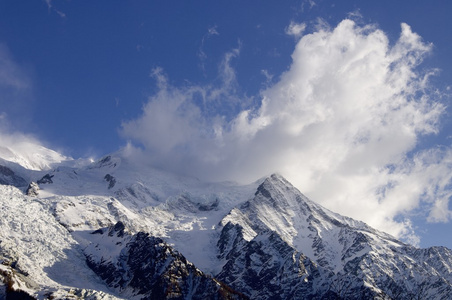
347, 9, 363, 21
0, 125, 70, 170
300, 0, 317, 13
285, 21, 307, 39
0, 45, 31, 90
121, 19, 448, 245
261, 69, 274, 85
44, 0, 66, 18
0, 44, 33, 128
0, 43, 68, 169
198, 25, 220, 73
122, 45, 244, 158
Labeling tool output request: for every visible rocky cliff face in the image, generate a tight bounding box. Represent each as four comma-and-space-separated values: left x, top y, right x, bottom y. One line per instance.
216, 222, 332, 299
85, 222, 247, 300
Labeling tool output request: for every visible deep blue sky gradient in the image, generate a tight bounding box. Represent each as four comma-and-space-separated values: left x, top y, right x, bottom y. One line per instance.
1, 1, 451, 156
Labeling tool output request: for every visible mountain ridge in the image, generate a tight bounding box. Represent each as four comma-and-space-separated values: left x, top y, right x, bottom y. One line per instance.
0, 148, 451, 299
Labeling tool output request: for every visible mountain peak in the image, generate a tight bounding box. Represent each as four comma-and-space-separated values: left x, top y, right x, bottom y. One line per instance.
253, 172, 310, 211
262, 172, 291, 186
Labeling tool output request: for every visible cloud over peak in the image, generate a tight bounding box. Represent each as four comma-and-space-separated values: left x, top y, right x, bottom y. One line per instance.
121, 19, 448, 244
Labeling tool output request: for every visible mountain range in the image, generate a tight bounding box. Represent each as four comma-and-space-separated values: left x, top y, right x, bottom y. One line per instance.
0, 144, 451, 299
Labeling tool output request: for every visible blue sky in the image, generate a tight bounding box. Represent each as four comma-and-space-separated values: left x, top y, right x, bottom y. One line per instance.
1, 0, 452, 249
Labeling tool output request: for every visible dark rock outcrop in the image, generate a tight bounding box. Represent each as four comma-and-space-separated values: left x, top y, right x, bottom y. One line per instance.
37, 174, 54, 184
104, 174, 116, 189
85, 222, 247, 300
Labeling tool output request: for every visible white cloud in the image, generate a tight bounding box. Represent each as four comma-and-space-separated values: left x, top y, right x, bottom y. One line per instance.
285, 21, 307, 39
121, 19, 448, 244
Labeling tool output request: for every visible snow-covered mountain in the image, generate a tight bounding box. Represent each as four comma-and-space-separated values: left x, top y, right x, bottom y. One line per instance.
0, 140, 70, 172
1, 146, 451, 299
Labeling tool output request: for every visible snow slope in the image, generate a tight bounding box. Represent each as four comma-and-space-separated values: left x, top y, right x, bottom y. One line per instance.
0, 141, 70, 171
0, 185, 120, 299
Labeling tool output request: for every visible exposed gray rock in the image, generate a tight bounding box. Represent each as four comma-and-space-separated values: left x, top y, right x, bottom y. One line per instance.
25, 182, 39, 197
85, 222, 248, 300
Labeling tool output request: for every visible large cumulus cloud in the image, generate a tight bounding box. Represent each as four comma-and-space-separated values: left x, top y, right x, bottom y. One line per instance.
121, 19, 449, 244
